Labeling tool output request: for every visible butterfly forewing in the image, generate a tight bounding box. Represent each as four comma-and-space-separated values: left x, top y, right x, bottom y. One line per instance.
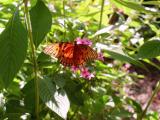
43, 43, 60, 58
43, 42, 98, 66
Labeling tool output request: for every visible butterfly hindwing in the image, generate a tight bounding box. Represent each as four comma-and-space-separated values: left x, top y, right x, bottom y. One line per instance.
75, 45, 98, 63
58, 43, 74, 66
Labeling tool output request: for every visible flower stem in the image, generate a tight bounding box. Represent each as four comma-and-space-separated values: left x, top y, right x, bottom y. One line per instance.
138, 80, 160, 120
24, 0, 39, 119
99, 0, 105, 30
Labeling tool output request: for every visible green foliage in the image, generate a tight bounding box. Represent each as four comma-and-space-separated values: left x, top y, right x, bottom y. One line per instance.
0, 0, 160, 119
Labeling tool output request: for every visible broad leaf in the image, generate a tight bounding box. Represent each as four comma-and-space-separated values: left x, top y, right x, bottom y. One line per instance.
39, 77, 70, 119
30, 0, 52, 47
137, 40, 160, 59
0, 10, 27, 87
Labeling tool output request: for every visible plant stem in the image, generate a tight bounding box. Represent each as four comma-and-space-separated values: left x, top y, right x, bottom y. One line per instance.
24, 0, 39, 119
138, 80, 160, 120
63, 0, 66, 41
99, 0, 105, 30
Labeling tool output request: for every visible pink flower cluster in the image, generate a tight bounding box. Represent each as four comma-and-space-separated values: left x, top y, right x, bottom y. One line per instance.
76, 37, 92, 46
71, 66, 95, 80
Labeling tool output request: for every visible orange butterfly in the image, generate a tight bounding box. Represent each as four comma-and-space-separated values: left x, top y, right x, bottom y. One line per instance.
43, 42, 98, 66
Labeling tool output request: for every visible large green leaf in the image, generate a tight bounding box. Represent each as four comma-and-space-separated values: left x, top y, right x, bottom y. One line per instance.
30, 0, 52, 47
96, 43, 148, 71
106, 50, 147, 70
39, 77, 70, 119
0, 10, 27, 87
137, 40, 160, 59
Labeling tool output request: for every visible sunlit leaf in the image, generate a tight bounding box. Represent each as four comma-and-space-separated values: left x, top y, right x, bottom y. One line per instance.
30, 0, 37, 7
0, 0, 18, 4
39, 77, 70, 119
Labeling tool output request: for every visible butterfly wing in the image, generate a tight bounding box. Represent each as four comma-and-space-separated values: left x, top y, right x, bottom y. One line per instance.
43, 43, 75, 66
73, 44, 98, 66
44, 42, 98, 66
58, 43, 74, 66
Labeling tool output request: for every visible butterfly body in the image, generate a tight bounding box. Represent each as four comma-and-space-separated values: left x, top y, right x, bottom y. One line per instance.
44, 42, 98, 66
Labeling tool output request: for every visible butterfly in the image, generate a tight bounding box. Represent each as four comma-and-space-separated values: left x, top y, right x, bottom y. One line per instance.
43, 42, 98, 66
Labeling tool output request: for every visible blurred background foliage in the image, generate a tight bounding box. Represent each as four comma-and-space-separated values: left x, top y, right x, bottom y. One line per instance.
0, 0, 160, 120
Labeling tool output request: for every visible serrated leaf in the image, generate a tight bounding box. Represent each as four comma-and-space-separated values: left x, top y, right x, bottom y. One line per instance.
137, 40, 160, 59
39, 77, 70, 119
30, 0, 52, 47
0, 10, 27, 87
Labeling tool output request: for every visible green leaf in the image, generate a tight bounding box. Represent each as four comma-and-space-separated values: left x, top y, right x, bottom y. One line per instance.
111, 108, 131, 118
5, 99, 29, 119
126, 98, 142, 114
106, 50, 147, 70
30, 0, 37, 7
96, 43, 148, 71
0, 0, 18, 5
53, 74, 66, 88
22, 80, 35, 112
30, 0, 52, 47
142, 1, 160, 6
111, 0, 159, 15
137, 40, 160, 59
0, 10, 27, 87
39, 77, 70, 119
64, 78, 84, 106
